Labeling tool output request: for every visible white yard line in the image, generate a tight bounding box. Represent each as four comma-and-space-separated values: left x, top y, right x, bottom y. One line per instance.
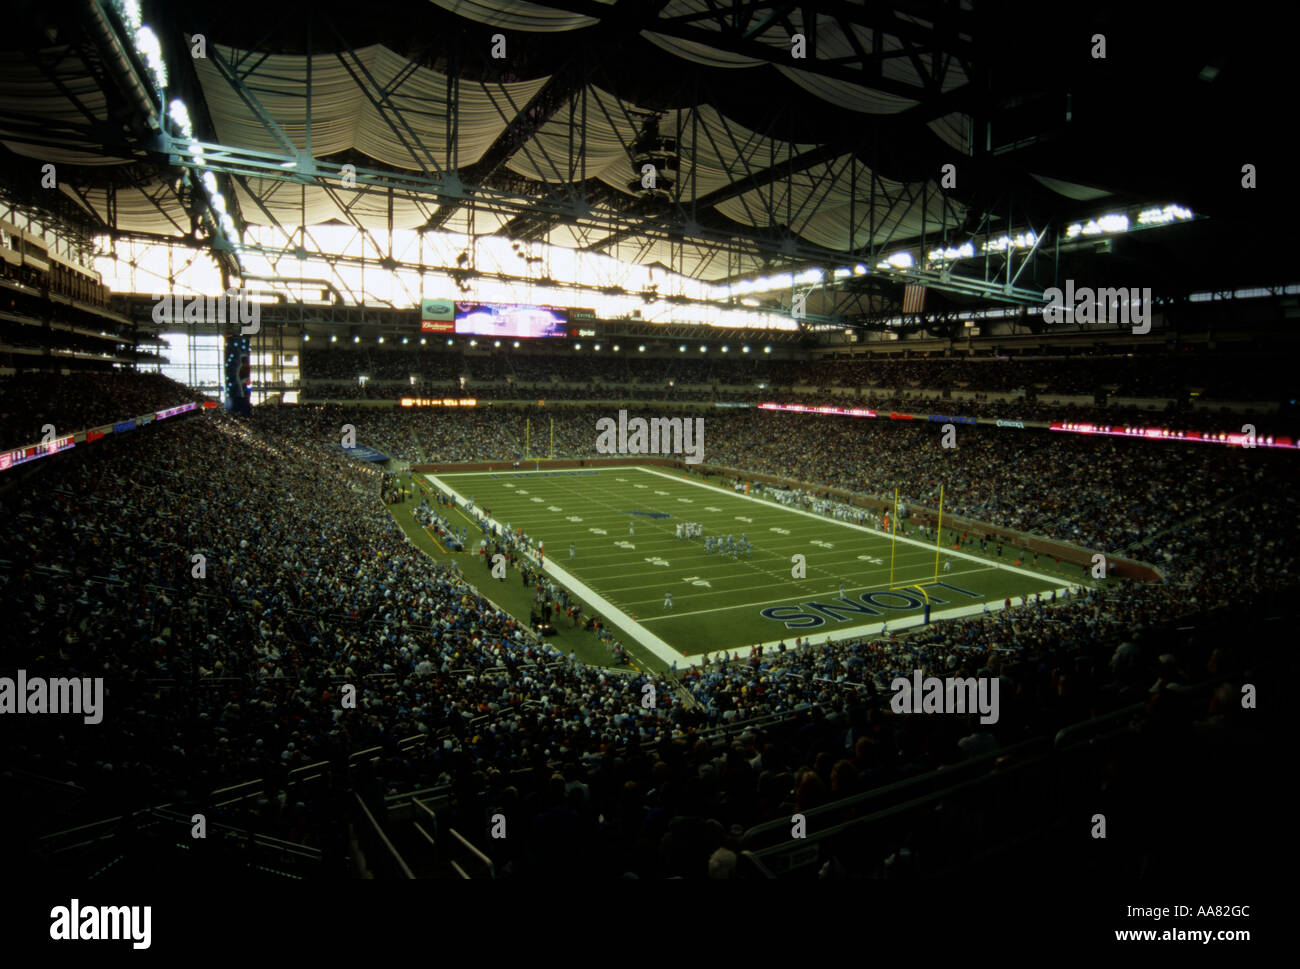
423, 466, 1080, 666
634, 566, 996, 620
633, 466, 1074, 588
424, 471, 688, 667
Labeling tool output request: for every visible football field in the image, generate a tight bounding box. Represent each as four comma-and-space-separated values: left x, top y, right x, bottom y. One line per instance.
424, 465, 1076, 668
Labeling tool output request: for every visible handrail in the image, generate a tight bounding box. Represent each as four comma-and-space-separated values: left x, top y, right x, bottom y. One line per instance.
739, 735, 1049, 849
447, 827, 494, 878
1054, 679, 1212, 749
351, 792, 414, 879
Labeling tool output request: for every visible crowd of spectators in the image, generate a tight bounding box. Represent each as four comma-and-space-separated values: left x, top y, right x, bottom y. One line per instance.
300, 346, 1291, 400
298, 348, 1293, 433
260, 402, 1292, 559
2, 371, 1292, 878
0, 371, 205, 450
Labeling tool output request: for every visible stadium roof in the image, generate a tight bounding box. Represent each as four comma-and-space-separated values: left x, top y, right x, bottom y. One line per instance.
0, 0, 1289, 322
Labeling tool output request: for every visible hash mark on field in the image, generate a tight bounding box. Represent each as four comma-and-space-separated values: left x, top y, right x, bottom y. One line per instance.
704, 506, 722, 512
547, 505, 563, 512
735, 516, 753, 523
566, 515, 583, 522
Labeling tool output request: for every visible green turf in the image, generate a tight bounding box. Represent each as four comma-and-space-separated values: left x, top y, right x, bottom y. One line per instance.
386, 471, 635, 671
421, 465, 1077, 668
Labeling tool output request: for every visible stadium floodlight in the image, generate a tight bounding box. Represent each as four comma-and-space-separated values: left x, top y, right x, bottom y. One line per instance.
402, 337, 409, 344
303, 333, 310, 342
493, 340, 501, 347
854, 264, 867, 275
330, 334, 337, 342
1137, 203, 1194, 225
420, 338, 427, 345
721, 345, 729, 352
764, 346, 772, 353
742, 345, 750, 353
446, 338, 453, 345
469, 339, 477, 347
377, 336, 384, 344
699, 345, 707, 352
679, 345, 687, 352
638, 345, 646, 352
594, 344, 601, 351
613, 344, 620, 351
1070, 213, 1130, 238
352, 335, 359, 343
575, 343, 582, 350
513, 340, 520, 348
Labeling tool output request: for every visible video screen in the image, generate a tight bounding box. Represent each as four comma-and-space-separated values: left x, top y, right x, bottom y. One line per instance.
454, 301, 568, 338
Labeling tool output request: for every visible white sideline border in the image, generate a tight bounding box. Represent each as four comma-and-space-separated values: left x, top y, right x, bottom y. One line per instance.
423, 465, 1079, 666
425, 467, 685, 668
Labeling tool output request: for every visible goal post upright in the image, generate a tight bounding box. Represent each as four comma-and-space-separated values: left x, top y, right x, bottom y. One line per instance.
933, 482, 944, 583
888, 487, 899, 588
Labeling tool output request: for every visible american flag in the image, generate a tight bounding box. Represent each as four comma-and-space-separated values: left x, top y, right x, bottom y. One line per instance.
902, 284, 926, 314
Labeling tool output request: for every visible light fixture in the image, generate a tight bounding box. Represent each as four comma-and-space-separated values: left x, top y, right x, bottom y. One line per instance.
513, 340, 520, 348
575, 343, 582, 350
469, 339, 477, 347
353, 335, 359, 343
402, 337, 409, 344
638, 345, 646, 352
303, 333, 310, 342
679, 344, 686, 352
699, 345, 707, 352
420, 338, 427, 345
594, 343, 601, 351
446, 338, 453, 345
378, 336, 385, 344
331, 335, 337, 342
742, 345, 750, 353
764, 346, 772, 353
493, 340, 501, 347
721, 345, 728, 353
613, 344, 620, 352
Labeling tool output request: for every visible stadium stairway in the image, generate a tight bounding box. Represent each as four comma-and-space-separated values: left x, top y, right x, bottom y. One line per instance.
354, 790, 495, 879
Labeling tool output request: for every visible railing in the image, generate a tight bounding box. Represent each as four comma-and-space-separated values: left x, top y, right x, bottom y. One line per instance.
445, 827, 495, 880
350, 792, 415, 879
737, 684, 1215, 879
